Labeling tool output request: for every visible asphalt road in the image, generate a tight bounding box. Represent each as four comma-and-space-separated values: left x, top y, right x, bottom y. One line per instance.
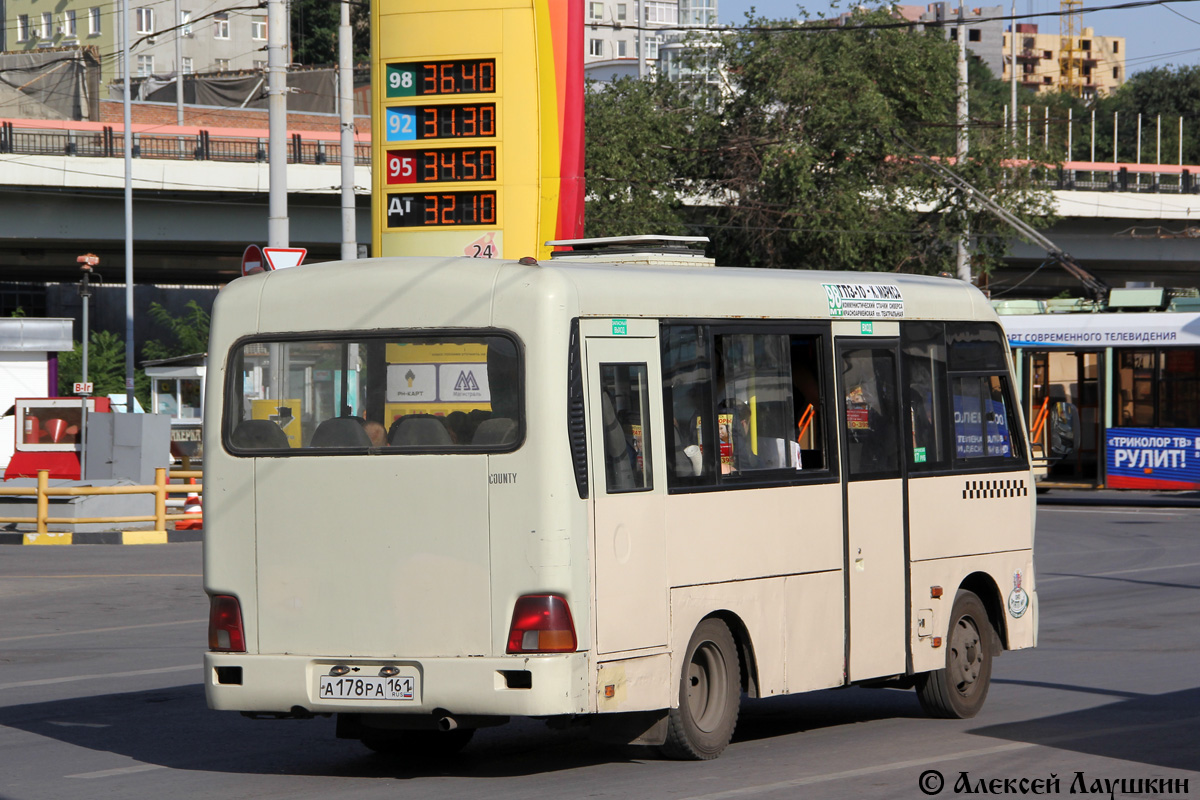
1, 503, 1197, 800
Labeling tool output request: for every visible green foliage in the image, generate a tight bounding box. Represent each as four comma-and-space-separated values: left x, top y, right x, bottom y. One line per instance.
9, 307, 25, 318
141, 301, 210, 362
290, 0, 370, 66
580, 7, 1056, 276
584, 77, 706, 237
58, 331, 150, 406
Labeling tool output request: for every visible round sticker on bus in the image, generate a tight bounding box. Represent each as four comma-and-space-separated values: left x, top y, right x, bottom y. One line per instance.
1008, 569, 1030, 618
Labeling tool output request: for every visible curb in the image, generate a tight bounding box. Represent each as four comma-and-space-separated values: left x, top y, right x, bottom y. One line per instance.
0, 529, 203, 545
1038, 491, 1200, 509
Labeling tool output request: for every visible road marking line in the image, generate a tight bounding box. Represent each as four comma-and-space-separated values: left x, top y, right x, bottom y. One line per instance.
676, 742, 1034, 800
0, 664, 198, 691
1040, 559, 1200, 584
0, 618, 206, 644
67, 764, 166, 779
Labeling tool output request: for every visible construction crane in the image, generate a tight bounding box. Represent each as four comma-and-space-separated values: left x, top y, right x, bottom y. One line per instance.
1060, 0, 1084, 96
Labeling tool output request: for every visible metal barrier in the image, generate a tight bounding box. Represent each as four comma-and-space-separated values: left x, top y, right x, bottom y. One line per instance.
0, 468, 202, 535
0, 121, 370, 166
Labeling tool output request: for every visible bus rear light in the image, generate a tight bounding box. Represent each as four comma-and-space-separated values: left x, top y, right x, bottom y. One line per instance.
506, 594, 577, 653
208, 595, 246, 652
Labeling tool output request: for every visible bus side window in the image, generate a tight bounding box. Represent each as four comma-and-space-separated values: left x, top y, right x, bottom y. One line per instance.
600, 363, 652, 493
902, 322, 949, 471
661, 325, 714, 488
790, 334, 825, 470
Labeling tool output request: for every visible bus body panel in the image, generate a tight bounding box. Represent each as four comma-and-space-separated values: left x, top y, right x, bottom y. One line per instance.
596, 653, 673, 713
253, 455, 493, 658
907, 472, 1035, 561
204, 651, 590, 716
908, 552, 1036, 675
663, 484, 843, 588
845, 477, 908, 681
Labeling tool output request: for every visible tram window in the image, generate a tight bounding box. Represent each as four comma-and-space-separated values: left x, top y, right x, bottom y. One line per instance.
1159, 348, 1200, 428
1115, 350, 1155, 427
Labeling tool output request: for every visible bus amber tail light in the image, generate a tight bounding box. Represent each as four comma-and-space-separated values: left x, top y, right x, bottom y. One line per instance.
506, 594, 577, 653
209, 595, 246, 652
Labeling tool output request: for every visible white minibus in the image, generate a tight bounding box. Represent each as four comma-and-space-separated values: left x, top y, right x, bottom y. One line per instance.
204, 243, 1037, 759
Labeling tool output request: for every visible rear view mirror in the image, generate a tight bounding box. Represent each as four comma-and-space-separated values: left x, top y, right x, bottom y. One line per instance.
1048, 401, 1079, 460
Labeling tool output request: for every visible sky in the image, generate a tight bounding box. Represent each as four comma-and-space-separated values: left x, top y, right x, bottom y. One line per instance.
717, 0, 1200, 74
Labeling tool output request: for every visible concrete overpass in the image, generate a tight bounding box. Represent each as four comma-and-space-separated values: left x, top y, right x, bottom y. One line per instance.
3, 121, 1199, 296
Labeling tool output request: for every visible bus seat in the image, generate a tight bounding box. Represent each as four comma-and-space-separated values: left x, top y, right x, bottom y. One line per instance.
389, 415, 452, 446
310, 417, 371, 448
231, 419, 290, 449
472, 417, 517, 446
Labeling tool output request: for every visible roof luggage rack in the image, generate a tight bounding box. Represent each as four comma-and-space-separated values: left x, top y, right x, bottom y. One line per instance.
545, 235, 714, 267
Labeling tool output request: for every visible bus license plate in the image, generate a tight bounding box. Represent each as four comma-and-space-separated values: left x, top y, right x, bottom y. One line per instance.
319, 674, 417, 701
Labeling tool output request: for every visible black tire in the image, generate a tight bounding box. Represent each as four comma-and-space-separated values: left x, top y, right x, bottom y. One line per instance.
915, 590, 994, 719
361, 727, 475, 758
660, 618, 741, 760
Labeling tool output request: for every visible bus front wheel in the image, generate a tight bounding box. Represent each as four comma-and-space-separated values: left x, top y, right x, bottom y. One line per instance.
915, 590, 993, 719
661, 618, 741, 760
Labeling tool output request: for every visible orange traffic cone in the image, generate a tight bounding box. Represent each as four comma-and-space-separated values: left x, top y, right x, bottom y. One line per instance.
175, 492, 203, 530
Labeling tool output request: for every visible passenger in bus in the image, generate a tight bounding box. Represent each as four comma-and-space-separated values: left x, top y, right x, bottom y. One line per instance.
670, 386, 704, 477
363, 420, 387, 447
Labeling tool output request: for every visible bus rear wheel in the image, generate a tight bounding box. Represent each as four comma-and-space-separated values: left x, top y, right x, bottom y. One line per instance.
661, 618, 741, 760
915, 590, 993, 719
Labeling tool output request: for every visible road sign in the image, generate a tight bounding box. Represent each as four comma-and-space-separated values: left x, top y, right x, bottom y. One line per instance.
263, 247, 307, 270
74, 382, 94, 395
242, 244, 265, 276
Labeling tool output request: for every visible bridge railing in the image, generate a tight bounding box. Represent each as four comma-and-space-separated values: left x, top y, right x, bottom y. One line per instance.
0, 120, 371, 166
1039, 162, 1200, 194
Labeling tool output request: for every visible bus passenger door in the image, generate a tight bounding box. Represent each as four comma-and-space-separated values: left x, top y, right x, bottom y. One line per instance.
584, 326, 668, 655
837, 337, 908, 681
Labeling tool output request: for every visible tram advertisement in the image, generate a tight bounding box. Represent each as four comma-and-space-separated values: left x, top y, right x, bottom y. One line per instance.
1106, 427, 1200, 489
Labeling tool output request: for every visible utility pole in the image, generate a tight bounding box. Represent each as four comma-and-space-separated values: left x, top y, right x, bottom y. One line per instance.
120, 0, 135, 402
1010, 0, 1017, 149
76, 254, 99, 387
637, 0, 645, 79
339, 0, 356, 260
956, 0, 971, 284
174, 0, 184, 126
267, 0, 289, 248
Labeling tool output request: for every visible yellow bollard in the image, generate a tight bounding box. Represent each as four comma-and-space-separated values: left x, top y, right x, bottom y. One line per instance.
155, 467, 167, 533
36, 470, 48, 534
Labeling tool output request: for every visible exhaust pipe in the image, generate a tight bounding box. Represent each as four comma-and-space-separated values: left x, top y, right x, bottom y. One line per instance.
437, 715, 458, 732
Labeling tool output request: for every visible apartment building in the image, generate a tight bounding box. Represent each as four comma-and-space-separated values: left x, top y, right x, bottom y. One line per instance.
583, 0, 717, 82
1002, 23, 1125, 97
3, 0, 268, 87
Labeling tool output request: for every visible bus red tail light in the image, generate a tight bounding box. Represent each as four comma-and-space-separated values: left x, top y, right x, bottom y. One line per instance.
208, 595, 246, 652
506, 594, 577, 653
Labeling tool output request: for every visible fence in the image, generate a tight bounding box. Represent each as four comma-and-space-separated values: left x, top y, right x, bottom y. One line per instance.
0, 468, 202, 536
0, 121, 370, 166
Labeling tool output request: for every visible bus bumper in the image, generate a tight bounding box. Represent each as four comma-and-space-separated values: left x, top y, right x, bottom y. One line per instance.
203, 651, 590, 718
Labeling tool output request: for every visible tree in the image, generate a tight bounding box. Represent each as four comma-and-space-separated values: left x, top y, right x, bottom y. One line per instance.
582, 8, 1057, 280
584, 77, 709, 237
699, 8, 1055, 275
141, 301, 210, 362
290, 0, 370, 66
58, 331, 150, 406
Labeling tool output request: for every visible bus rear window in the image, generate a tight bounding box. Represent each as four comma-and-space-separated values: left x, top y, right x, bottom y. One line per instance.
224, 333, 522, 454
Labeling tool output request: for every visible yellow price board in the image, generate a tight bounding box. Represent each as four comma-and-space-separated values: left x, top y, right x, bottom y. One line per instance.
371, 0, 584, 261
